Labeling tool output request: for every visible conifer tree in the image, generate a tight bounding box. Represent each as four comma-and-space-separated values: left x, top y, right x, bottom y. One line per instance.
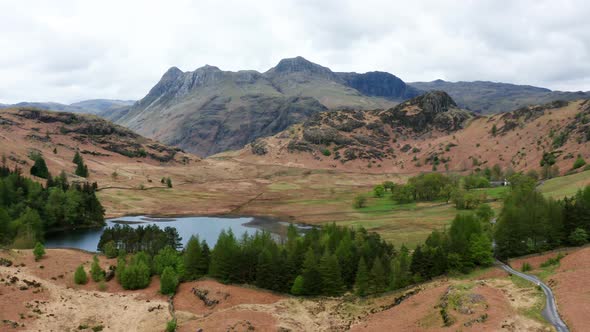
290, 275, 305, 295
30, 155, 49, 179
33, 242, 45, 261
354, 257, 369, 296
74, 265, 88, 285
183, 235, 204, 280
160, 266, 179, 295
90, 255, 105, 282
301, 247, 322, 295
319, 251, 344, 296
369, 257, 387, 294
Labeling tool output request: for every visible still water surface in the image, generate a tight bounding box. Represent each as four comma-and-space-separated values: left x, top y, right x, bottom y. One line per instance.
45, 215, 308, 252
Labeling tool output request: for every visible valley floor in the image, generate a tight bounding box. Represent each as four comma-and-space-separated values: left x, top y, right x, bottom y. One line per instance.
4, 248, 586, 331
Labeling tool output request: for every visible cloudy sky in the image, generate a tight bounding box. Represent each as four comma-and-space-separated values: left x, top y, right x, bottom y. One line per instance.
1, 0, 589, 104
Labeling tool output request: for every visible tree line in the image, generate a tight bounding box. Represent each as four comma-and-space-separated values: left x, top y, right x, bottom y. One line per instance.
99, 214, 494, 297
495, 174, 590, 258
366, 172, 492, 210
0, 164, 104, 248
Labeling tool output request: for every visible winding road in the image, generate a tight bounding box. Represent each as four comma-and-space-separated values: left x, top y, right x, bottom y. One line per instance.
496, 260, 569, 332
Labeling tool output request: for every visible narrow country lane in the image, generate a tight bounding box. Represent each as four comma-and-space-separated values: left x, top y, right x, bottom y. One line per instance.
496, 261, 569, 332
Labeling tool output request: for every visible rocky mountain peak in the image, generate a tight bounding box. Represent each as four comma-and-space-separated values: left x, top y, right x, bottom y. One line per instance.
382, 91, 470, 132
417, 91, 458, 113
162, 66, 184, 81
266, 56, 335, 78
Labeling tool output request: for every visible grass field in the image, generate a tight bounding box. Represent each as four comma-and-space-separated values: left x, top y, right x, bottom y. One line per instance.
334, 193, 458, 247
539, 169, 590, 198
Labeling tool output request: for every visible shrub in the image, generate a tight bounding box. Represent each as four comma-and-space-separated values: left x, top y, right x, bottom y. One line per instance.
160, 266, 179, 295
98, 280, 107, 291
103, 240, 118, 258
74, 265, 88, 285
540, 253, 564, 268
353, 195, 367, 209
521, 262, 532, 272
166, 177, 173, 188
373, 184, 385, 198
120, 261, 151, 290
33, 242, 45, 261
321, 148, 331, 157
90, 255, 105, 282
568, 228, 588, 246
290, 275, 304, 295
165, 319, 177, 332
573, 156, 586, 169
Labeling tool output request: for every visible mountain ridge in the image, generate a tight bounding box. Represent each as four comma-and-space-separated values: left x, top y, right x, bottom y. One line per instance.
111, 56, 417, 156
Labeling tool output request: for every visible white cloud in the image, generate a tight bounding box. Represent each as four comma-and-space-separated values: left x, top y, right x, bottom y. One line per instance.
0, 0, 589, 103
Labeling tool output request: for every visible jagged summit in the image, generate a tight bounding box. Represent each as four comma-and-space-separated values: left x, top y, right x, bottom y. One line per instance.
110, 57, 421, 156
265, 56, 336, 80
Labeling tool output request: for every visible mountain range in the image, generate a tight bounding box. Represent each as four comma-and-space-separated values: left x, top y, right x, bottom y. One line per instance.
108, 56, 418, 156
105, 56, 589, 157
3, 56, 589, 157
0, 99, 135, 115
410, 80, 590, 114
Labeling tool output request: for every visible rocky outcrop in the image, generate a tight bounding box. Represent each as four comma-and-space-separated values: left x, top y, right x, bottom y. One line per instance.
381, 91, 472, 132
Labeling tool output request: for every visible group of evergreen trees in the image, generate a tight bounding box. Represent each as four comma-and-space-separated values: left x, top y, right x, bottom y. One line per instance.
73, 152, 89, 178
99, 216, 494, 297
97, 224, 182, 255
495, 175, 590, 258
0, 165, 104, 247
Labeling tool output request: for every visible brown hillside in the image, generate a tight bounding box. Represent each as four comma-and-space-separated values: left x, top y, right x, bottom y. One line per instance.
0, 107, 196, 182
231, 94, 590, 176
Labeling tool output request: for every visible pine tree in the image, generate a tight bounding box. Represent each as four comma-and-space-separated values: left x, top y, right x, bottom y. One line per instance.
319, 251, 344, 296
160, 266, 179, 295
90, 255, 105, 282
103, 240, 118, 258
291, 275, 305, 295
391, 246, 412, 290
301, 247, 322, 295
33, 242, 45, 261
73, 152, 89, 177
183, 235, 204, 280
354, 257, 369, 297
255, 249, 274, 289
74, 265, 88, 285
30, 155, 49, 179
73, 151, 83, 165
369, 257, 387, 294
209, 229, 239, 282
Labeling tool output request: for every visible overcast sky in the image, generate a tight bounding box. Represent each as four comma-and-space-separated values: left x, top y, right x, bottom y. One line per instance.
1, 0, 589, 104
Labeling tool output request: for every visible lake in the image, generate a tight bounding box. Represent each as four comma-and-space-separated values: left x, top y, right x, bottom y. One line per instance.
44, 215, 311, 252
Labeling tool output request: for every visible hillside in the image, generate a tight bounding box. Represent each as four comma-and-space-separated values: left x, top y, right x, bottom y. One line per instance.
111, 57, 418, 156
230, 92, 590, 176
0, 99, 134, 115
410, 80, 590, 114
0, 107, 193, 182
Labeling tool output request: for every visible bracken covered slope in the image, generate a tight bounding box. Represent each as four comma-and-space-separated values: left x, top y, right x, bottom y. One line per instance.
0, 107, 194, 180
230, 93, 590, 175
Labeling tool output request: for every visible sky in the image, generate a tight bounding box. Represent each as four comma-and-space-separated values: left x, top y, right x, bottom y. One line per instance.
1, 0, 589, 104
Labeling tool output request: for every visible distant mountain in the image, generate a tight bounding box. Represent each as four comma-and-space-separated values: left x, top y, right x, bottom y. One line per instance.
409, 80, 590, 114
0, 99, 135, 115
113, 56, 419, 156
